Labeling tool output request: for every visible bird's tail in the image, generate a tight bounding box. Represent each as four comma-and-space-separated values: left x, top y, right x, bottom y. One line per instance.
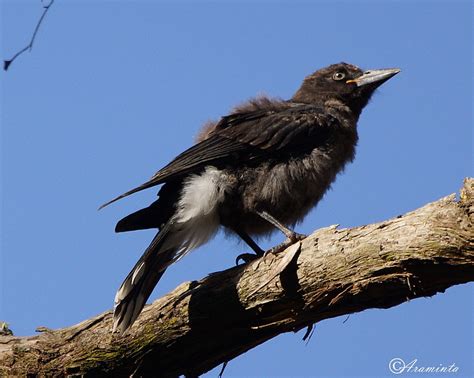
113, 214, 218, 333
113, 221, 177, 333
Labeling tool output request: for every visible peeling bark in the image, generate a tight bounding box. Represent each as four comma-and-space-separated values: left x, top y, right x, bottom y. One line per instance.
1, 178, 473, 377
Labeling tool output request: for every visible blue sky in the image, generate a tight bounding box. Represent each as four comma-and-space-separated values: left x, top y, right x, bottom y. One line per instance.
1, 1, 472, 377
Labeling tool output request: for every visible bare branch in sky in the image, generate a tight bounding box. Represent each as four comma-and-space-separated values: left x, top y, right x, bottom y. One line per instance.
3, 0, 55, 71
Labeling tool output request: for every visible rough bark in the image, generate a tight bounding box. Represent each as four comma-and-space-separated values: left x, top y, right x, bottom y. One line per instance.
1, 178, 473, 377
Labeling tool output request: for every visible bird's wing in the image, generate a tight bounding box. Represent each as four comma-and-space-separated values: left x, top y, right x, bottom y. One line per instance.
217, 104, 336, 151
100, 104, 336, 209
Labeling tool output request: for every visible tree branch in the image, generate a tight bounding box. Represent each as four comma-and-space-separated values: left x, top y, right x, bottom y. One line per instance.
1, 178, 473, 377
3, 0, 55, 71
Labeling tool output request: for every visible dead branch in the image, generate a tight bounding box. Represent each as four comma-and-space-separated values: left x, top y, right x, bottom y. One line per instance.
4, 0, 55, 71
1, 178, 473, 377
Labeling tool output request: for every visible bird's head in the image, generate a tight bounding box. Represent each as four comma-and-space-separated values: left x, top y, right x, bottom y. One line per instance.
292, 62, 400, 114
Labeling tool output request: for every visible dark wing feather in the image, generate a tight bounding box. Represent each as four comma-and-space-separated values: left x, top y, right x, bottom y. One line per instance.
100, 103, 335, 209
115, 181, 182, 232
99, 136, 258, 209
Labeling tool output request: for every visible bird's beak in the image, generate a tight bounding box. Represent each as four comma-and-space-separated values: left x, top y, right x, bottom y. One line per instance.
346, 68, 401, 87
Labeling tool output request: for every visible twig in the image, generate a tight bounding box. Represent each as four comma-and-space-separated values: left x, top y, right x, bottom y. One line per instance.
218, 361, 228, 378
302, 324, 315, 345
4, 0, 55, 71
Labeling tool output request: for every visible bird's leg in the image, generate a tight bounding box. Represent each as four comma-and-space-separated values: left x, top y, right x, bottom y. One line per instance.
256, 210, 306, 254
256, 210, 306, 241
235, 230, 265, 265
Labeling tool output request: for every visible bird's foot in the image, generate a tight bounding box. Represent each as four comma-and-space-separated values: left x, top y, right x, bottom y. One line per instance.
235, 232, 306, 265
265, 232, 307, 256
235, 252, 262, 265
288, 231, 307, 243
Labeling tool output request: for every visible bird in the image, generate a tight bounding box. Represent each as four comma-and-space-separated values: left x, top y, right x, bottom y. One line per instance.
101, 62, 400, 333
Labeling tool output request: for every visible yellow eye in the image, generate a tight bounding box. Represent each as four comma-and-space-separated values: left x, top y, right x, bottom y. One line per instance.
332, 72, 346, 81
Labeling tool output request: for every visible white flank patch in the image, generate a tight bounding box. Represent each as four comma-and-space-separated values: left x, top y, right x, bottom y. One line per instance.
176, 166, 227, 222
165, 166, 227, 263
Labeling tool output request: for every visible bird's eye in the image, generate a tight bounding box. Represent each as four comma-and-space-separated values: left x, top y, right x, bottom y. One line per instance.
332, 72, 346, 81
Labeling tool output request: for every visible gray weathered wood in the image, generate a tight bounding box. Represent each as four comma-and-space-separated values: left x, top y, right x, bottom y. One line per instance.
1, 178, 473, 377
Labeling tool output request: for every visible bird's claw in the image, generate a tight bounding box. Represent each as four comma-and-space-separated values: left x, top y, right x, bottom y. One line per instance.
289, 232, 307, 243
235, 253, 261, 266
266, 233, 307, 255
235, 232, 306, 265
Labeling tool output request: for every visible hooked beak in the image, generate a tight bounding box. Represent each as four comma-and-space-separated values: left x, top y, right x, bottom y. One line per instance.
347, 68, 401, 87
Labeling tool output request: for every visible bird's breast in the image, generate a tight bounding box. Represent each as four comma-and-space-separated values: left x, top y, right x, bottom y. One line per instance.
218, 132, 357, 235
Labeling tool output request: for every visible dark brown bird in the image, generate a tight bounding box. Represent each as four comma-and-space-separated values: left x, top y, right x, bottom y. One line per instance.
101, 62, 400, 332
